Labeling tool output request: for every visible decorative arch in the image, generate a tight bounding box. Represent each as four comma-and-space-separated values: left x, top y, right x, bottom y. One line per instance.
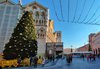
33, 6, 37, 10
35, 11, 40, 19
38, 27, 46, 33
41, 11, 46, 19
37, 27, 46, 38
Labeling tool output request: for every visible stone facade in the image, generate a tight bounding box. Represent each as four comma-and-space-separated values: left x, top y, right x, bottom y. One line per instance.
24, 2, 63, 56
46, 42, 63, 57
46, 20, 63, 57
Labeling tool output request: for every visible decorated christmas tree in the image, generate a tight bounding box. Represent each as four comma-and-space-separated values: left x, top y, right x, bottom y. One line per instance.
3, 11, 37, 60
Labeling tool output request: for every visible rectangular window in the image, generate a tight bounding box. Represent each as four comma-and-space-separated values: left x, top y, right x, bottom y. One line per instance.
0, 9, 4, 13
6, 6, 11, 14
0, 36, 5, 41
0, 17, 3, 26
4, 15, 9, 22
0, 5, 5, 10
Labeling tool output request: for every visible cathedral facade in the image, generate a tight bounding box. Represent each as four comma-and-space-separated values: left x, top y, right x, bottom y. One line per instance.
23, 2, 63, 56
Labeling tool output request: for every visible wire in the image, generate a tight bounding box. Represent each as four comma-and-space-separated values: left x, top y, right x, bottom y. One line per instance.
72, 0, 78, 23
94, 19, 100, 25
90, 14, 100, 23
86, 5, 100, 23
77, 0, 86, 22
59, 0, 64, 21
69, 21, 100, 25
52, 0, 61, 21
81, 0, 95, 23
68, 0, 70, 22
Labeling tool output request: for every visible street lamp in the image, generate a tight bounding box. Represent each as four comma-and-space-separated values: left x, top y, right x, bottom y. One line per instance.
71, 45, 73, 52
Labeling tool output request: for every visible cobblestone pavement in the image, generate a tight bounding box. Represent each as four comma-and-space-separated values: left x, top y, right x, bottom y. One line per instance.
3, 57, 100, 69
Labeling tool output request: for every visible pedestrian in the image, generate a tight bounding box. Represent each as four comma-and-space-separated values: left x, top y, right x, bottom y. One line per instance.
52, 55, 55, 62
81, 54, 85, 60
17, 57, 22, 67
97, 54, 100, 58
89, 54, 92, 61
30, 56, 33, 66
87, 55, 89, 61
93, 54, 96, 61
0, 66, 2, 69
70, 54, 73, 63
33, 56, 38, 68
66, 54, 70, 64
37, 56, 42, 64
42, 57, 45, 67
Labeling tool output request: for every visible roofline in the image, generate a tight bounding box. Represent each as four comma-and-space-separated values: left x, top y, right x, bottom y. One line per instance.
0, 0, 18, 5
24, 1, 48, 11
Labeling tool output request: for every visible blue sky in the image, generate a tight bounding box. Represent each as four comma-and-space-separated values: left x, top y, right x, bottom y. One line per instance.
12, 0, 100, 49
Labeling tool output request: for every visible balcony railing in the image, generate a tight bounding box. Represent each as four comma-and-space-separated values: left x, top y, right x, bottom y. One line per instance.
34, 19, 47, 26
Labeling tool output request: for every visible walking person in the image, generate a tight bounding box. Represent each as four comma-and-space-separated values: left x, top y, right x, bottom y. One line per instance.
37, 56, 42, 64
42, 57, 45, 67
70, 54, 73, 63
30, 56, 33, 66
17, 57, 22, 67
66, 54, 70, 64
81, 54, 85, 60
52, 55, 55, 63
89, 54, 92, 61
87, 55, 90, 62
33, 56, 38, 68
93, 54, 96, 61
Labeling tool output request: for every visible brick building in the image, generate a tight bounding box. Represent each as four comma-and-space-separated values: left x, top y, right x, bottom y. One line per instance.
89, 33, 100, 55
76, 44, 89, 52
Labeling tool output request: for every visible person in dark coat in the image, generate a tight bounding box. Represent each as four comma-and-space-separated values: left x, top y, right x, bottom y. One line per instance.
0, 66, 2, 69
66, 54, 70, 63
70, 54, 73, 63
17, 57, 22, 67
30, 57, 33, 66
52, 55, 55, 62
33, 56, 38, 68
93, 54, 96, 61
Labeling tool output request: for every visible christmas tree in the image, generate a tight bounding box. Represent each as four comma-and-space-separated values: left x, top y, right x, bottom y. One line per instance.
3, 11, 37, 60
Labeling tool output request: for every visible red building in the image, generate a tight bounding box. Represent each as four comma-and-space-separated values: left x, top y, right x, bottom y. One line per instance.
76, 44, 89, 52
89, 33, 100, 55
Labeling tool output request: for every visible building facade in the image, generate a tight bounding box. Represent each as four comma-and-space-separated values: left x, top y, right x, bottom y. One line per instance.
76, 44, 89, 52
46, 20, 63, 57
24, 2, 63, 56
89, 33, 100, 55
46, 42, 63, 57
0, 0, 21, 53
0, 1, 63, 56
24, 2, 49, 56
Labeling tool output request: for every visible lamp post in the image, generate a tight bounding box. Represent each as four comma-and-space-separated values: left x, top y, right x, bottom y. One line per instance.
71, 45, 73, 52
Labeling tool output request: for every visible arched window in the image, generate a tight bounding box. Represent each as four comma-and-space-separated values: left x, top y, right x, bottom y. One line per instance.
37, 27, 46, 38
33, 6, 37, 10
35, 11, 39, 19
41, 12, 46, 19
